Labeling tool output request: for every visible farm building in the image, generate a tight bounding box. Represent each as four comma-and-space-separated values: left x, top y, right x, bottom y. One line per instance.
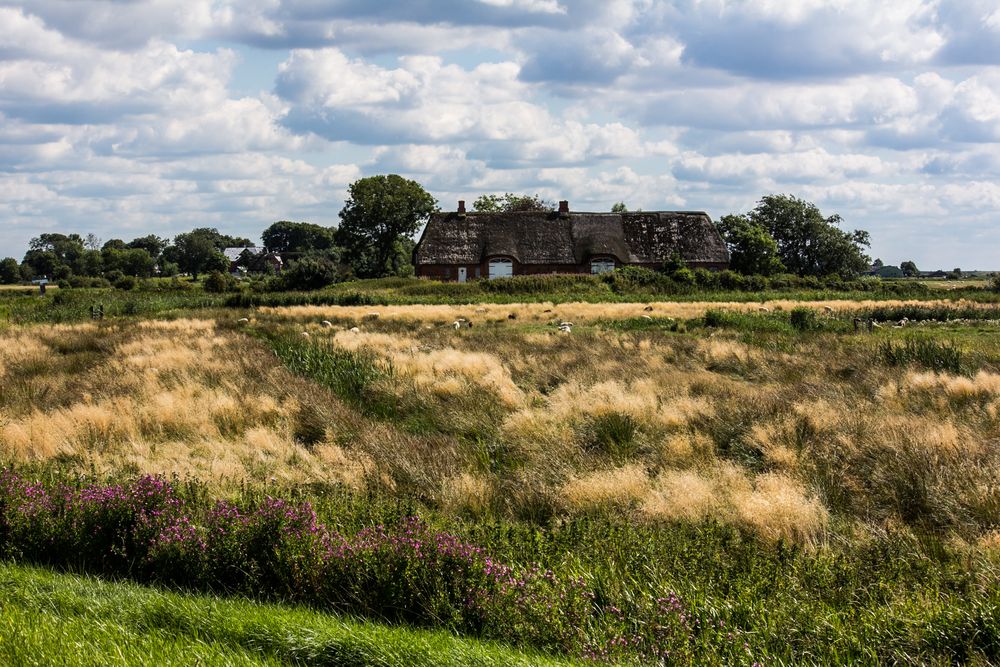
413, 200, 730, 281
223, 247, 283, 275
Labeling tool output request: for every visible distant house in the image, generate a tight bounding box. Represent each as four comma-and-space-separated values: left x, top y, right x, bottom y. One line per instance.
413, 200, 730, 281
223, 247, 283, 275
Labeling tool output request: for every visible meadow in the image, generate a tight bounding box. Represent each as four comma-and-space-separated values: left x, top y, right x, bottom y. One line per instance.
3, 279, 1000, 664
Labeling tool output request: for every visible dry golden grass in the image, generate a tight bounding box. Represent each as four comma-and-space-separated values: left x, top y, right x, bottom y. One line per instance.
261, 298, 982, 326
4, 300, 1000, 544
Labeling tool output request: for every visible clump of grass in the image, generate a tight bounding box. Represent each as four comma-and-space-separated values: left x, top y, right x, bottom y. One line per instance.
877, 338, 964, 374
266, 334, 393, 409
581, 412, 639, 459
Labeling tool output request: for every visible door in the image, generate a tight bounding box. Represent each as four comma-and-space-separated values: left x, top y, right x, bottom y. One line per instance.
458, 267, 467, 283
488, 258, 513, 279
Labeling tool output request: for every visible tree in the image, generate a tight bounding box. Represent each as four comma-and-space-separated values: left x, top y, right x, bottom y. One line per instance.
127, 235, 168, 259
168, 230, 230, 281
0, 257, 20, 284
872, 258, 884, 269
337, 175, 437, 278
23, 233, 86, 278
715, 214, 786, 276
611, 202, 628, 213
262, 221, 337, 257
84, 233, 102, 251
900, 260, 919, 277
744, 195, 870, 278
472, 193, 553, 213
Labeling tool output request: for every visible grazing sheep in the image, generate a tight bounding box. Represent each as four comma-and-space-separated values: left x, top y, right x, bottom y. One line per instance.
301, 331, 310, 338
643, 305, 654, 312
320, 320, 333, 328
452, 321, 462, 330
237, 317, 250, 324
349, 326, 360, 333
823, 306, 834, 314
758, 307, 770, 313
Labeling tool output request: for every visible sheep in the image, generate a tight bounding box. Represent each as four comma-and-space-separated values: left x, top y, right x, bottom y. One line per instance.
559, 321, 574, 328
320, 320, 333, 328
758, 306, 770, 313
301, 331, 310, 338
237, 317, 250, 324
452, 321, 462, 330
643, 305, 654, 312
823, 306, 834, 314
349, 326, 360, 333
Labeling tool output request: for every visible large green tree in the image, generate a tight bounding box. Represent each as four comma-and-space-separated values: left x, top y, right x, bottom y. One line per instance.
715, 214, 785, 276
744, 195, 870, 278
472, 193, 553, 213
262, 221, 336, 255
165, 230, 232, 281
0, 257, 20, 284
337, 175, 437, 278
22, 233, 86, 278
127, 235, 168, 259
900, 260, 919, 277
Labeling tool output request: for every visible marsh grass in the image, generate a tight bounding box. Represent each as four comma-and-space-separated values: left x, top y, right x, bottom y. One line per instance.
877, 337, 964, 374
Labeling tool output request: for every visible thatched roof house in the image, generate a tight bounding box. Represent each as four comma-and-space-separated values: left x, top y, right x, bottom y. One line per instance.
414, 200, 729, 281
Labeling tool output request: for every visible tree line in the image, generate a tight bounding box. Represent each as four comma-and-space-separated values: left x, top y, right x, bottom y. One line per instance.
1, 175, 881, 289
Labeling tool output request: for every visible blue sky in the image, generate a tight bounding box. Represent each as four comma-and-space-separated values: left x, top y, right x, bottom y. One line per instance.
1, 0, 999, 269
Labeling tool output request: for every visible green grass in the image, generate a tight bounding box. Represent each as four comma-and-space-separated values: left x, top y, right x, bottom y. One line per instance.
0, 563, 578, 667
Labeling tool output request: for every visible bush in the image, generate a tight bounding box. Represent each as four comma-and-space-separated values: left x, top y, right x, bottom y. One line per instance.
718, 270, 745, 290
282, 256, 339, 291
113, 275, 137, 291
671, 267, 696, 285
693, 268, 719, 288
203, 271, 238, 293
991, 275, 1000, 292
790, 307, 818, 331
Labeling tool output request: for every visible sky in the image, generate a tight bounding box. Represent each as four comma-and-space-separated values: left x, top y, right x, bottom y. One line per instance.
1, 1, 999, 269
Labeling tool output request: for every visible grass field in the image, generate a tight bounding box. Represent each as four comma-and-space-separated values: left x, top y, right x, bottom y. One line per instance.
3, 280, 1000, 664
0, 563, 575, 666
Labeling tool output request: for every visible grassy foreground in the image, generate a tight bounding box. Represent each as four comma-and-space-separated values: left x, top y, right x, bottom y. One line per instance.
0, 562, 574, 667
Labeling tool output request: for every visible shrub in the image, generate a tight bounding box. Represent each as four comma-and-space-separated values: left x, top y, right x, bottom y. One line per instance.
717, 270, 745, 290
203, 270, 238, 293
693, 268, 718, 288
113, 275, 137, 291
790, 307, 818, 331
671, 267, 696, 285
282, 256, 339, 291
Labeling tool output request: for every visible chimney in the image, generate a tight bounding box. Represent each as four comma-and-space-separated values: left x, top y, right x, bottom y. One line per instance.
457, 200, 466, 215
558, 200, 570, 217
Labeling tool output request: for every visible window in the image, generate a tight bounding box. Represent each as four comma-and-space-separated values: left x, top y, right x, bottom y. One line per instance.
591, 258, 615, 274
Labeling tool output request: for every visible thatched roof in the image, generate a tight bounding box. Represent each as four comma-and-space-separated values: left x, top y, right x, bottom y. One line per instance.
414, 210, 729, 266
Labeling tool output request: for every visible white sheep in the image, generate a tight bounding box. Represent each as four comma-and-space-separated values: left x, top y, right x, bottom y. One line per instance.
349, 326, 360, 333
237, 317, 250, 324
301, 331, 310, 338
453, 321, 462, 330
321, 320, 333, 328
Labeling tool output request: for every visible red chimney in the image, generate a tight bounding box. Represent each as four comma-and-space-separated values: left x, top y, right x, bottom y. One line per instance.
558, 200, 569, 216
457, 200, 466, 214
